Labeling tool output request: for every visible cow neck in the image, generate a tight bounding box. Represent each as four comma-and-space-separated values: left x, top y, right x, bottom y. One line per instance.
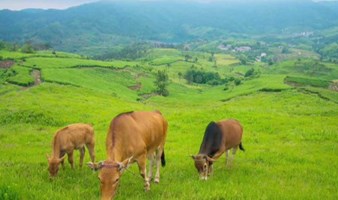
51, 136, 61, 159
108, 143, 124, 163
108, 118, 125, 163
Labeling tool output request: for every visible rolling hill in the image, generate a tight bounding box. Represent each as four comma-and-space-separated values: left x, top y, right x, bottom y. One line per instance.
0, 48, 337, 199
1, 0, 338, 54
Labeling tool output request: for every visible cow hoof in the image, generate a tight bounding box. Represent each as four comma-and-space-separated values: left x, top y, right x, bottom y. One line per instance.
154, 178, 160, 183
144, 182, 150, 191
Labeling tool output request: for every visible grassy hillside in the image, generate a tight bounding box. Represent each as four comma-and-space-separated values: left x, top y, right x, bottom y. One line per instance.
0, 49, 337, 199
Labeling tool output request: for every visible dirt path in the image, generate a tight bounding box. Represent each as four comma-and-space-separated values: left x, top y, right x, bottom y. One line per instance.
128, 82, 142, 91
329, 81, 338, 92
21, 69, 42, 90
0, 60, 41, 88
0, 60, 15, 69
31, 69, 42, 86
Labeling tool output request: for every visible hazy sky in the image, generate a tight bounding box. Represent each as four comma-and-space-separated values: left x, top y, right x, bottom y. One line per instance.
0, 0, 335, 10
0, 0, 99, 10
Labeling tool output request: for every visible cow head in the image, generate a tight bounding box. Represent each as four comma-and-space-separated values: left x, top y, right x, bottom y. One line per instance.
47, 154, 66, 177
191, 154, 215, 180
88, 157, 132, 200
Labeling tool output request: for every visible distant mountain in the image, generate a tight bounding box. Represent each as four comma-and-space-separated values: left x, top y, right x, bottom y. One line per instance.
1, 0, 338, 54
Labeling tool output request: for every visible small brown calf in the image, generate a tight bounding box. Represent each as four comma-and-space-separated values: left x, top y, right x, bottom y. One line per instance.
47, 123, 95, 177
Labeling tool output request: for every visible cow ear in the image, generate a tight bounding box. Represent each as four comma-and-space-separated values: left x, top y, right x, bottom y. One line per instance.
191, 155, 196, 160
87, 162, 96, 170
118, 156, 133, 172
87, 161, 104, 171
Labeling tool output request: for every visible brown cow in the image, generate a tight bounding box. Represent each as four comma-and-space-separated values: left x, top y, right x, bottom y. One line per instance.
88, 111, 168, 200
192, 119, 244, 180
47, 123, 95, 177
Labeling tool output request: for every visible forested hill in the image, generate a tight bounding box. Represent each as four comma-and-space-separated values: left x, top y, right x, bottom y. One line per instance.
1, 0, 338, 52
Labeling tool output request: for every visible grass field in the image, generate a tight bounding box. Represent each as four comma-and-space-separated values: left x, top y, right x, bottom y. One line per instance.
0, 49, 337, 199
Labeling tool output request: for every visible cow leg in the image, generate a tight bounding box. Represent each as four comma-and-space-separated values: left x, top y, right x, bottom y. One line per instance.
208, 162, 213, 176
137, 155, 150, 191
231, 147, 237, 162
86, 142, 96, 163
147, 154, 154, 181
225, 150, 230, 166
229, 147, 237, 167
60, 151, 66, 169
154, 150, 161, 183
79, 147, 85, 168
67, 151, 74, 169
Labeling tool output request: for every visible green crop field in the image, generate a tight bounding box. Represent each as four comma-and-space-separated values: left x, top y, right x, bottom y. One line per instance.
0, 49, 337, 200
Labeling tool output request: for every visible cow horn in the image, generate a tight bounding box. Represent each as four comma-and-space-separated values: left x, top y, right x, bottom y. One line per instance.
118, 156, 133, 172
58, 154, 67, 163
206, 156, 216, 162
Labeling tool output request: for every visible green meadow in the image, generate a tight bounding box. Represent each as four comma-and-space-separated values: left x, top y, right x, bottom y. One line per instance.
0, 49, 337, 199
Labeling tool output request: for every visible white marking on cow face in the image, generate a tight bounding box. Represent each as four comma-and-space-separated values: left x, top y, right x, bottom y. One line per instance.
192, 155, 209, 180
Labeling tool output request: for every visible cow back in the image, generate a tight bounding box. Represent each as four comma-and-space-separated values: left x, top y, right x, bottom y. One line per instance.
217, 119, 243, 150
54, 123, 94, 151
107, 111, 167, 161
198, 121, 223, 157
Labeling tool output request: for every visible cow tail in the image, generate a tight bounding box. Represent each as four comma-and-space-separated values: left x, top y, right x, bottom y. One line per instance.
239, 142, 245, 152
161, 116, 168, 167
161, 150, 166, 167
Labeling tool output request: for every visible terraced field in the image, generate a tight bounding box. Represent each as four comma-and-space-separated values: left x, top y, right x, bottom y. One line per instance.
0, 49, 337, 200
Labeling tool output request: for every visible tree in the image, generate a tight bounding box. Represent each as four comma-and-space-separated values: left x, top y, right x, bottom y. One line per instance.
320, 43, 338, 61
0, 41, 5, 50
213, 60, 217, 68
154, 70, 169, 96
245, 68, 255, 77
281, 47, 289, 54
184, 69, 223, 85
238, 54, 248, 65
234, 79, 241, 86
185, 55, 192, 62
21, 43, 34, 53
178, 72, 183, 80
